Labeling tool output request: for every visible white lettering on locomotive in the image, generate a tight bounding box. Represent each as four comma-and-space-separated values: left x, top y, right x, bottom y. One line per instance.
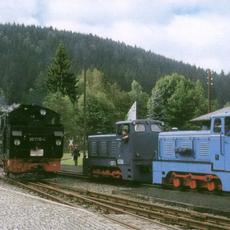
29, 137, 46, 142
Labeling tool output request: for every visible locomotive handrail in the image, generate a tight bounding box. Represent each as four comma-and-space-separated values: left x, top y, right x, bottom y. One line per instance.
220, 132, 224, 155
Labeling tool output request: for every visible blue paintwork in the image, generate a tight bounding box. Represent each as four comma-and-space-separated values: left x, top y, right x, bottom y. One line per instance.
153, 113, 230, 192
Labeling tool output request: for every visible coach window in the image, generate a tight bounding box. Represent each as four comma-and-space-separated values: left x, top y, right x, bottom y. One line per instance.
134, 124, 145, 132
214, 118, 222, 133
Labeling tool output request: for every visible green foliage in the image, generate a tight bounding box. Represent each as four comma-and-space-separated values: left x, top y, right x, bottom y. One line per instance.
224, 102, 230, 107
25, 71, 48, 104
107, 83, 131, 121
1, 23, 229, 142
76, 92, 115, 135
47, 43, 78, 103
43, 91, 77, 140
148, 73, 208, 129
75, 68, 124, 137
128, 80, 149, 118
1, 23, 228, 107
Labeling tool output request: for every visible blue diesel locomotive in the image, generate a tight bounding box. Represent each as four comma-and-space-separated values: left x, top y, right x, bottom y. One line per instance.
153, 112, 230, 192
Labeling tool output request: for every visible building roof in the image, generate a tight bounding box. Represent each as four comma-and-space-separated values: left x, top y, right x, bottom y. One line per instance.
191, 107, 230, 121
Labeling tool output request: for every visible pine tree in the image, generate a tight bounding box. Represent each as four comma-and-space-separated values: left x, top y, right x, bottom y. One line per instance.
47, 43, 78, 103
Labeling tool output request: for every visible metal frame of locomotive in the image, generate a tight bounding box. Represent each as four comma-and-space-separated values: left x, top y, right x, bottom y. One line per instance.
0, 104, 64, 175
153, 112, 230, 192
83, 119, 161, 182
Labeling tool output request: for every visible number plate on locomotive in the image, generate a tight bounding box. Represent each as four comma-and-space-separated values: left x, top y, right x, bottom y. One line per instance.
117, 159, 124, 164
30, 149, 44, 156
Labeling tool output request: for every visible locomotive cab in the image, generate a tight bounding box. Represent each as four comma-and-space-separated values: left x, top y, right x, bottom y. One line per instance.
116, 120, 161, 182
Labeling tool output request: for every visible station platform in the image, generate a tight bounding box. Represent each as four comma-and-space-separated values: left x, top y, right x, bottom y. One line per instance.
0, 183, 127, 230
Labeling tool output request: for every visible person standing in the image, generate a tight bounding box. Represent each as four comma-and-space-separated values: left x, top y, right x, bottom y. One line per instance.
72, 144, 80, 166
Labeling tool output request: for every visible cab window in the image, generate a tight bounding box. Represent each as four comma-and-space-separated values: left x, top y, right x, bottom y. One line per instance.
117, 124, 130, 135
225, 117, 230, 136
134, 124, 145, 132
151, 124, 161, 132
214, 118, 222, 133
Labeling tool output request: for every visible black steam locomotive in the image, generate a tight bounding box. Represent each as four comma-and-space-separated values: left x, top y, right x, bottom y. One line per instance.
0, 104, 64, 175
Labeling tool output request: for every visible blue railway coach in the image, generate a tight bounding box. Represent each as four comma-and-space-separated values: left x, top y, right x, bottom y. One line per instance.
153, 112, 230, 192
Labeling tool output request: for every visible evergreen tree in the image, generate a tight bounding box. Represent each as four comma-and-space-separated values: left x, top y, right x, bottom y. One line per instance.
47, 43, 78, 103
0, 24, 229, 106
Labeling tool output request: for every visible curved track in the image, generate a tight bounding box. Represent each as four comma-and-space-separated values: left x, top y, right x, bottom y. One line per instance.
2, 177, 174, 230
6, 176, 230, 230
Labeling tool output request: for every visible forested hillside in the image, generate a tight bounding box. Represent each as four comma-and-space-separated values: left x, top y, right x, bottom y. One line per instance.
0, 23, 229, 106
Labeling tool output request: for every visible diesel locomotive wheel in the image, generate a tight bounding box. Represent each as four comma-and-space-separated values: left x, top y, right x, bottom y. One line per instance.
188, 180, 197, 190
207, 181, 216, 192
172, 177, 181, 188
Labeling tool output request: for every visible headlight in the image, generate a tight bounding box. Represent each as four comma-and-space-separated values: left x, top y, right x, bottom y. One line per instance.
56, 140, 62, 146
40, 109, 46, 116
14, 139, 21, 146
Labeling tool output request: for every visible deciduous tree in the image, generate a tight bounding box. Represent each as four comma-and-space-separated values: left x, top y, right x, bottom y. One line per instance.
128, 80, 149, 118
148, 73, 208, 129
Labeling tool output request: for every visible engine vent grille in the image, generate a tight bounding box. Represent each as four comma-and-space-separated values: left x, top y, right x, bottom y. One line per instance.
164, 141, 175, 155
199, 142, 209, 156
99, 141, 107, 155
91, 141, 97, 155
111, 141, 117, 155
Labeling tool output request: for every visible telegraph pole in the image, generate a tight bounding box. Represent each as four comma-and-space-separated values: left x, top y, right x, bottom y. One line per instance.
83, 62, 87, 159
207, 69, 213, 113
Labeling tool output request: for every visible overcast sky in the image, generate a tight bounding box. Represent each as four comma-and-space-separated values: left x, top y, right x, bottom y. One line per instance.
0, 0, 230, 73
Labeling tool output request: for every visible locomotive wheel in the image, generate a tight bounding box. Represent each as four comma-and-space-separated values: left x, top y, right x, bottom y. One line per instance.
188, 180, 197, 190
207, 181, 216, 192
172, 177, 181, 188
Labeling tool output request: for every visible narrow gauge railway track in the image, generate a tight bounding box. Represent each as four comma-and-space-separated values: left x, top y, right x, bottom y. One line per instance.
56, 171, 89, 180
3, 177, 176, 230
58, 170, 230, 199
10, 178, 230, 230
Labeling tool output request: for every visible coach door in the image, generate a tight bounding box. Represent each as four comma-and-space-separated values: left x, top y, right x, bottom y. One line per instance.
211, 117, 225, 171
224, 117, 230, 171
